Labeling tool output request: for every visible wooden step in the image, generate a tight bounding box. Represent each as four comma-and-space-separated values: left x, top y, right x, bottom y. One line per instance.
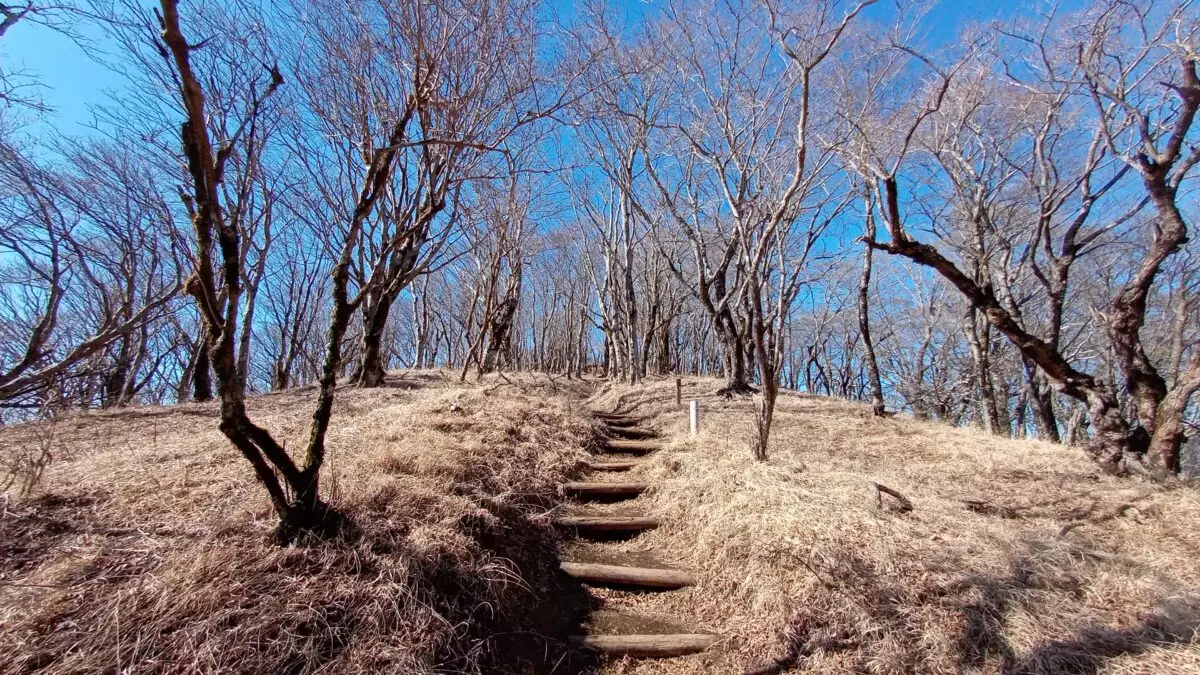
595, 410, 638, 418
607, 426, 658, 439
560, 561, 695, 589
604, 439, 665, 455
572, 633, 717, 658
596, 414, 644, 426
556, 515, 659, 534
563, 482, 648, 498
587, 460, 640, 472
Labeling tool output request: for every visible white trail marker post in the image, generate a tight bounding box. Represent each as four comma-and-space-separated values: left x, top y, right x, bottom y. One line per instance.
689, 400, 700, 436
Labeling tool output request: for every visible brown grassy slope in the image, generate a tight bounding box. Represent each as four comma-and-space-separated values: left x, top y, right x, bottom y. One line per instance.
0, 370, 597, 674
589, 377, 1200, 675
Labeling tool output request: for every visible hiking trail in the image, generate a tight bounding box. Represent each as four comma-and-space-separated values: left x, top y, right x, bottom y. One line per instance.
555, 406, 718, 661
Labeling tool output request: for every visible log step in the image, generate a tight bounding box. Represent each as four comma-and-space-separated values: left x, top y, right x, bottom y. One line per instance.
560, 561, 695, 589
571, 633, 717, 658
596, 415, 644, 427
564, 482, 648, 498
607, 426, 658, 439
556, 515, 659, 534
587, 460, 640, 472
595, 410, 638, 418
604, 439, 665, 455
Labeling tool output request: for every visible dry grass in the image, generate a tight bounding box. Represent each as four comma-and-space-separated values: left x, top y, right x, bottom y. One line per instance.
588, 377, 1200, 675
6, 371, 1198, 674
0, 370, 596, 674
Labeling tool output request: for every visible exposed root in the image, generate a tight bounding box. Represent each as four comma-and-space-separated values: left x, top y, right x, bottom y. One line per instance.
716, 380, 759, 399
275, 500, 351, 545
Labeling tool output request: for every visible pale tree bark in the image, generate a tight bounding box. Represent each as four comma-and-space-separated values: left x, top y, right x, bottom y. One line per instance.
858, 189, 886, 417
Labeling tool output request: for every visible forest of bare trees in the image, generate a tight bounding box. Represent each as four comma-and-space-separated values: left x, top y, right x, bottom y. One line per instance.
3, 0, 1199, 534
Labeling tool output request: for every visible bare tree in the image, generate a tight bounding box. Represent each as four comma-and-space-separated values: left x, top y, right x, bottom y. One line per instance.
857, 187, 887, 416
287, 0, 578, 388
0, 1, 83, 108
153, 0, 357, 539
1080, 1, 1200, 474
0, 134, 179, 409
473, 181, 530, 377
260, 225, 328, 391
866, 0, 1200, 476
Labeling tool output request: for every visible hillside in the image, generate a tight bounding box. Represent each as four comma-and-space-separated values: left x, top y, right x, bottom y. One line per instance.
0, 372, 596, 673
2, 372, 1199, 674
588, 379, 1200, 674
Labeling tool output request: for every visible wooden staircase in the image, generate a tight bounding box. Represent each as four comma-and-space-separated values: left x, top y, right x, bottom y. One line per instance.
555, 411, 717, 660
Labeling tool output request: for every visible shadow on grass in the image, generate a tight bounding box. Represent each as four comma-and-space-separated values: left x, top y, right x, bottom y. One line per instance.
746, 544, 1198, 675
1006, 596, 1200, 674
0, 492, 103, 576
452, 500, 599, 674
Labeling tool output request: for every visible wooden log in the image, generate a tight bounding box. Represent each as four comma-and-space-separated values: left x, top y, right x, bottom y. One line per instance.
587, 460, 640, 472
871, 482, 914, 512
564, 481, 648, 498
559, 561, 695, 589
555, 515, 659, 533
572, 633, 717, 658
607, 426, 658, 439
595, 413, 644, 425
595, 417, 643, 427
604, 439, 665, 455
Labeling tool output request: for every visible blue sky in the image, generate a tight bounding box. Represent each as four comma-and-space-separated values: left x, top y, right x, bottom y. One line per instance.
4, 13, 114, 135
4, 0, 1027, 138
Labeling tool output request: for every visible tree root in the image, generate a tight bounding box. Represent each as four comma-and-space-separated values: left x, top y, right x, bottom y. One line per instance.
275, 500, 350, 545
716, 381, 759, 399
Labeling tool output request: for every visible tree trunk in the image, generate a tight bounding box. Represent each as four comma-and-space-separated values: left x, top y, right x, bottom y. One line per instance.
1012, 386, 1028, 438
715, 309, 755, 397
193, 333, 213, 402
1146, 351, 1200, 475
1023, 360, 1061, 442
1064, 403, 1087, 446
272, 359, 290, 391
481, 297, 518, 373
1105, 164, 1192, 472
236, 277, 262, 390
964, 309, 1000, 434
103, 332, 134, 409
355, 300, 392, 387
753, 384, 776, 461
858, 209, 886, 417
656, 316, 672, 375
414, 277, 431, 369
